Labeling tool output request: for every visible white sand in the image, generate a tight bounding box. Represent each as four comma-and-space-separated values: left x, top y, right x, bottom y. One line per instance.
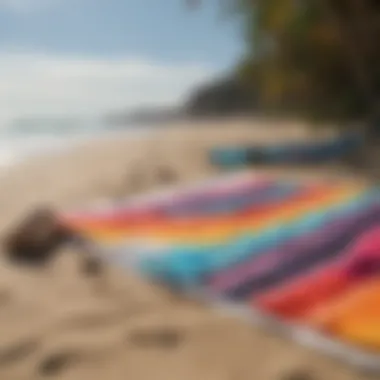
0, 119, 368, 380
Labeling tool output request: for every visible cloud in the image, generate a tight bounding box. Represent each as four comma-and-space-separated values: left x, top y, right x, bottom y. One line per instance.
0, 51, 215, 126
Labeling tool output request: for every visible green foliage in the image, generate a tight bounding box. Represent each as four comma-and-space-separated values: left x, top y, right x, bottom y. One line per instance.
230, 0, 379, 124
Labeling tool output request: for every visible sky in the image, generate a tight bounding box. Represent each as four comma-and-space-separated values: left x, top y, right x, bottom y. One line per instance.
0, 0, 244, 124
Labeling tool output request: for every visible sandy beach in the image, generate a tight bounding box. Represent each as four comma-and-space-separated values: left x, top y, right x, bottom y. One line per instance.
0, 119, 371, 380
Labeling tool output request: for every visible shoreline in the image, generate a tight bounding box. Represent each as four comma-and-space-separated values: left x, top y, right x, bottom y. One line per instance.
0, 126, 153, 169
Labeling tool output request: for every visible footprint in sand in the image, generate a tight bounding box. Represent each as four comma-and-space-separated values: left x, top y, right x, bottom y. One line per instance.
79, 256, 104, 277
38, 351, 80, 377
127, 327, 184, 349
0, 338, 40, 367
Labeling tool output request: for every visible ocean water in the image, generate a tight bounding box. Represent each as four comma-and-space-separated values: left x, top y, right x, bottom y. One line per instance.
0, 121, 151, 169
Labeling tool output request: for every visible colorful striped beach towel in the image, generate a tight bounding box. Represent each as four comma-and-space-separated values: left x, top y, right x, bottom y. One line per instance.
62, 171, 380, 373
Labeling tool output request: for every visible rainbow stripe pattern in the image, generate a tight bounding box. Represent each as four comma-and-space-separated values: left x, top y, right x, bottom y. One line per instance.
63, 172, 380, 361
